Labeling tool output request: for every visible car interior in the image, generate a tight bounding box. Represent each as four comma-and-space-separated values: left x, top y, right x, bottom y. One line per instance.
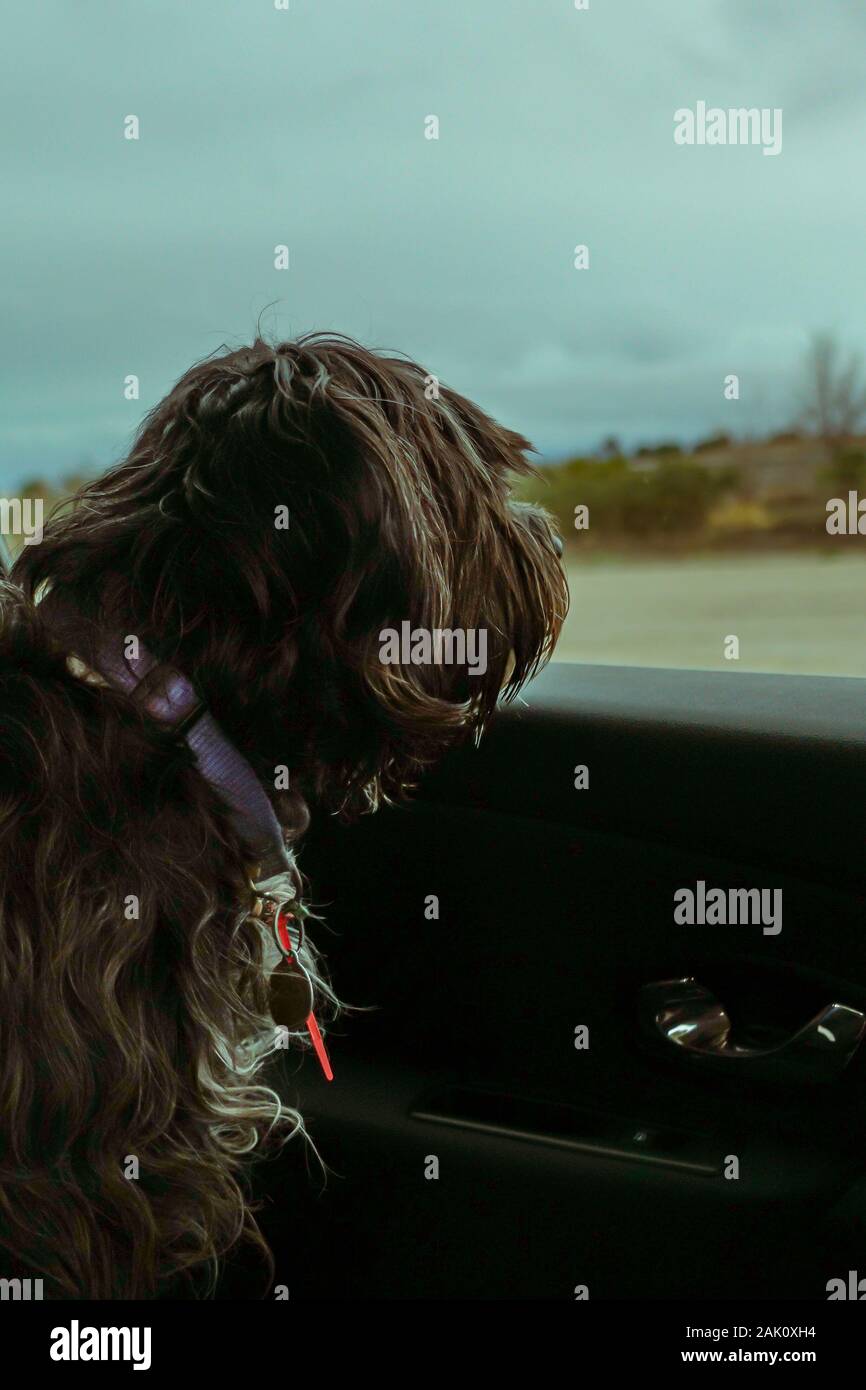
252, 658, 866, 1301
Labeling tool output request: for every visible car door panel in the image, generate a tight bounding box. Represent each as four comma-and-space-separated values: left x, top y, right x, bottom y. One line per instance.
258, 663, 866, 1300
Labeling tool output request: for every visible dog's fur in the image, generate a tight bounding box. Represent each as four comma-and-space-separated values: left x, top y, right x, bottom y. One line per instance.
0, 333, 567, 1298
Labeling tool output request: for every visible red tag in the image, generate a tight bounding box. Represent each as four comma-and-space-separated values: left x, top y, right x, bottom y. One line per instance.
276, 909, 333, 1082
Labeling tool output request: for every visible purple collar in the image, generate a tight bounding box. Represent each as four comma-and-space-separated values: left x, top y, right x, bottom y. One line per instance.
40, 595, 290, 882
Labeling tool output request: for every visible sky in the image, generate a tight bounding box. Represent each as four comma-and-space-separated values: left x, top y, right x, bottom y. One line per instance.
2, 0, 866, 490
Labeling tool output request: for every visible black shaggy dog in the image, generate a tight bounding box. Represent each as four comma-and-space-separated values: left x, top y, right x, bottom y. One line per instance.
0, 333, 567, 1299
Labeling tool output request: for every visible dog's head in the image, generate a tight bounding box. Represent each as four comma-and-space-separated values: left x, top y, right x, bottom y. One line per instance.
18, 334, 567, 823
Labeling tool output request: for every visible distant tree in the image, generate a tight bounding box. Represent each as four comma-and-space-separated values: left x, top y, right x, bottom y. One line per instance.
693, 432, 731, 454
634, 441, 682, 458
819, 448, 866, 495
797, 333, 866, 456
527, 453, 735, 540
643, 458, 735, 534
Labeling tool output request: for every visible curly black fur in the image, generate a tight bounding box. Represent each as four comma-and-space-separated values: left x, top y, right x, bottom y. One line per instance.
0, 333, 567, 1297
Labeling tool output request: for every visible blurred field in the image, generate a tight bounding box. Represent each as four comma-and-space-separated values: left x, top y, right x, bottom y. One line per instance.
556, 552, 866, 676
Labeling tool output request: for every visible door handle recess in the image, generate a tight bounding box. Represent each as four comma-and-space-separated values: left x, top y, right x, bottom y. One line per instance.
640, 977, 866, 1083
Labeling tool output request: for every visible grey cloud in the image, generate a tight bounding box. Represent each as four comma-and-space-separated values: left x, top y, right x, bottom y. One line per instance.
1, 0, 864, 485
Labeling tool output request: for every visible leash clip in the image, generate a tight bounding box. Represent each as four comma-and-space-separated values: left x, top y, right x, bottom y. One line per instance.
258, 893, 334, 1083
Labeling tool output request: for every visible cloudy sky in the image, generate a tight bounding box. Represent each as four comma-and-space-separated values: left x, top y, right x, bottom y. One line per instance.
2, 0, 865, 490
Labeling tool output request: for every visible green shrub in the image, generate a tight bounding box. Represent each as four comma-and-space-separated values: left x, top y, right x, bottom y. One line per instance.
519, 455, 737, 539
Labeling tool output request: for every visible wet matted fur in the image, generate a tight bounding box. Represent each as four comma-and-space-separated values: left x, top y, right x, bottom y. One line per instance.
0, 333, 567, 1298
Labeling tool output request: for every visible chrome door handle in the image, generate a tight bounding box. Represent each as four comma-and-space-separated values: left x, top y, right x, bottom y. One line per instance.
640, 977, 866, 1083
